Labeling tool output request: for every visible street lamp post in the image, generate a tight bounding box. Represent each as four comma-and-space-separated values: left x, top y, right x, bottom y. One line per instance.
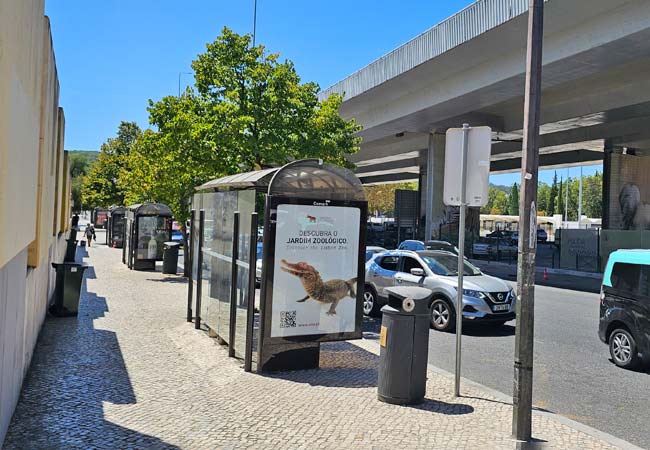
178, 72, 192, 97
253, 0, 258, 47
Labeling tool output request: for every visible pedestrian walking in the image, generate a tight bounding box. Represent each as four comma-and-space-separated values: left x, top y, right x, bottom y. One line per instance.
85, 224, 96, 247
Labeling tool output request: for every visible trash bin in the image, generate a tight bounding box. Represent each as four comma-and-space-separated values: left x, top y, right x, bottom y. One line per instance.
378, 286, 433, 405
162, 241, 180, 274
49, 262, 89, 317
64, 239, 78, 262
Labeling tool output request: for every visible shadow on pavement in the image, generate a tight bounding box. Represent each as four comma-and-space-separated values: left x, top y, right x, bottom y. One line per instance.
410, 398, 474, 415
461, 323, 516, 337
2, 263, 181, 450
146, 277, 188, 284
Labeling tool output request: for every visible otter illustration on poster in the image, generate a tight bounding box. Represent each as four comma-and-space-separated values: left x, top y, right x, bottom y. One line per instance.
271, 204, 360, 337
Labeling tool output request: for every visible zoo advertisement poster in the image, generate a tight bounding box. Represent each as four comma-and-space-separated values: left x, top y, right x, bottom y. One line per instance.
270, 204, 360, 338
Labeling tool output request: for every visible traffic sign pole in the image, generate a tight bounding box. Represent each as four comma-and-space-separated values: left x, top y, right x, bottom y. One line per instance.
454, 123, 470, 397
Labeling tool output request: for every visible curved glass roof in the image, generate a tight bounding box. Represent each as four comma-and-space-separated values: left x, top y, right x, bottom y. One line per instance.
127, 203, 173, 216
268, 159, 366, 201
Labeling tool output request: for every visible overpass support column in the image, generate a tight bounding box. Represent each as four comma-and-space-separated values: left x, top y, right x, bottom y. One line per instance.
422, 133, 446, 240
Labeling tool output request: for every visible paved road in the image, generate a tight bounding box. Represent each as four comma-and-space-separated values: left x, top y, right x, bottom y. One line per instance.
422, 285, 650, 449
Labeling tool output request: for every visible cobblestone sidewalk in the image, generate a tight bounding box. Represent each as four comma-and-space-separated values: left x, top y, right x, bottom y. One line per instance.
2, 240, 630, 450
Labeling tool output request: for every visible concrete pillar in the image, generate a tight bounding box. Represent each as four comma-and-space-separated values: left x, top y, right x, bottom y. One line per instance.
421, 133, 447, 240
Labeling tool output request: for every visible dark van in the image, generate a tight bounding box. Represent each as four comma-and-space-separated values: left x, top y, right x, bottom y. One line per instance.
599, 250, 650, 369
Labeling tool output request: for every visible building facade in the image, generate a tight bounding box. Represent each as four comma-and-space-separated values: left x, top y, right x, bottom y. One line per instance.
0, 0, 71, 442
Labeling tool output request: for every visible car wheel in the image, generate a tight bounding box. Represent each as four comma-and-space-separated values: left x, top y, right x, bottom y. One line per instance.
430, 298, 455, 332
363, 286, 381, 317
609, 328, 641, 369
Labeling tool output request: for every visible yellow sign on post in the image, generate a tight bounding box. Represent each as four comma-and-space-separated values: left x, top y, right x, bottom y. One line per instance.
379, 325, 387, 347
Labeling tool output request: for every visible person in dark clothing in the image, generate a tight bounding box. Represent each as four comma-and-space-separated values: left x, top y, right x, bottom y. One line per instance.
71, 214, 79, 229
85, 225, 96, 247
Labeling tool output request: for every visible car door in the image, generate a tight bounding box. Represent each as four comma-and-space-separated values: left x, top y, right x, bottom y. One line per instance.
636, 265, 650, 353
371, 254, 400, 297
395, 255, 427, 287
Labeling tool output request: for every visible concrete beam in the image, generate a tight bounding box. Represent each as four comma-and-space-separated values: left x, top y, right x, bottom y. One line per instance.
490, 149, 604, 173
358, 172, 419, 185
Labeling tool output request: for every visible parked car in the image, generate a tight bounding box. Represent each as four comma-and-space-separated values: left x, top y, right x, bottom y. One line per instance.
598, 249, 650, 370
364, 250, 516, 330
397, 240, 459, 255
472, 238, 516, 259
365, 246, 387, 262
510, 232, 519, 245
255, 243, 263, 284
171, 229, 184, 245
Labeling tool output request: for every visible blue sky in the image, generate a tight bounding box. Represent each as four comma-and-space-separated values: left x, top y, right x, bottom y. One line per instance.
45, 0, 601, 186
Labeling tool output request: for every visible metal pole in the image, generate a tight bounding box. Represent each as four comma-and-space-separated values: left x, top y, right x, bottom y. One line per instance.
252, 0, 258, 47
513, 0, 544, 442
195, 209, 205, 330
228, 212, 240, 357
454, 123, 470, 397
186, 209, 195, 322
244, 212, 259, 372
425, 133, 435, 241
578, 166, 583, 228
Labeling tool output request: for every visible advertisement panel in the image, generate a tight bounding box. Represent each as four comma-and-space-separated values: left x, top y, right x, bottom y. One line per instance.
270, 203, 360, 338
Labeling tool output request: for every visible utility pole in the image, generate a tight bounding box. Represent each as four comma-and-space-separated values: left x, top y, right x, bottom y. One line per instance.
252, 0, 258, 47
178, 72, 192, 97
513, 0, 544, 442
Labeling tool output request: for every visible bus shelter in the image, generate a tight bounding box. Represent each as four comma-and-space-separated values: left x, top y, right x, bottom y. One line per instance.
107, 206, 127, 248
188, 159, 367, 373
124, 203, 173, 271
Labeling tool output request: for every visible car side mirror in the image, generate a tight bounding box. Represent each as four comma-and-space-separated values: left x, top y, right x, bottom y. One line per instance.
410, 268, 425, 277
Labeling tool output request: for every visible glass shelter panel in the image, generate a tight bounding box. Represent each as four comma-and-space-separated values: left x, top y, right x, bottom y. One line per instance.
137, 216, 170, 260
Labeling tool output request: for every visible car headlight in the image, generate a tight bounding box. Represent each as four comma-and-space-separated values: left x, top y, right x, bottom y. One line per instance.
462, 289, 486, 299
510, 289, 517, 301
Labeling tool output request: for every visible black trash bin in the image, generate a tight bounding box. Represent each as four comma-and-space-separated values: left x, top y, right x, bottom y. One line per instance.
378, 286, 433, 405
49, 262, 89, 317
64, 239, 78, 262
162, 241, 180, 274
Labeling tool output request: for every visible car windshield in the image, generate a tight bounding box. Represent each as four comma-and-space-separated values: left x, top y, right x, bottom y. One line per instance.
421, 254, 482, 276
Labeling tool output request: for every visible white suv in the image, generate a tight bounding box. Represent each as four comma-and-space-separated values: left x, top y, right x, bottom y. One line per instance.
364, 250, 516, 331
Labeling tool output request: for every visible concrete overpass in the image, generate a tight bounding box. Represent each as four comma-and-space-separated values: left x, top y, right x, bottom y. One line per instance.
320, 0, 650, 238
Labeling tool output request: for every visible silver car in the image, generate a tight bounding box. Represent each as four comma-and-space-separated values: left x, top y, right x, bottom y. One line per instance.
364, 250, 516, 331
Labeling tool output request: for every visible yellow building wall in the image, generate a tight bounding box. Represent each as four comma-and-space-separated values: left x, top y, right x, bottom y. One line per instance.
0, 0, 46, 268
27, 16, 60, 268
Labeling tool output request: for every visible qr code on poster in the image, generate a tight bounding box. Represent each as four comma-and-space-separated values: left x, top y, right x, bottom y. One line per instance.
280, 310, 297, 328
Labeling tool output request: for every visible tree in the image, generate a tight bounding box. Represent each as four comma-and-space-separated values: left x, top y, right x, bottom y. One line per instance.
364, 182, 418, 216
537, 182, 550, 216
583, 171, 603, 218
555, 176, 564, 218
507, 183, 520, 216
481, 186, 509, 215
548, 171, 558, 216
191, 27, 360, 170
120, 94, 228, 275
68, 151, 98, 213
82, 122, 141, 208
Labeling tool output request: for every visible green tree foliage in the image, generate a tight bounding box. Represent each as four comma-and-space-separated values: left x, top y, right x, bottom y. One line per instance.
555, 176, 565, 218
480, 186, 508, 215
582, 171, 603, 219
365, 182, 418, 216
507, 183, 520, 216
82, 122, 141, 208
548, 171, 558, 216
191, 27, 360, 170
537, 182, 550, 216
68, 151, 98, 212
